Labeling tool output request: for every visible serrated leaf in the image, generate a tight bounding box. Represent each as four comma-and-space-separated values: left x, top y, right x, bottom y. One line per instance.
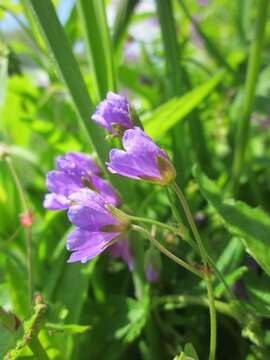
193, 166, 270, 277
114, 298, 148, 343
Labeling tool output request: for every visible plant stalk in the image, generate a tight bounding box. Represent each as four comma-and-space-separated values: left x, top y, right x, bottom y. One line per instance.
128, 215, 182, 235
231, 0, 269, 194
170, 182, 217, 360
132, 225, 204, 279
154, 294, 238, 321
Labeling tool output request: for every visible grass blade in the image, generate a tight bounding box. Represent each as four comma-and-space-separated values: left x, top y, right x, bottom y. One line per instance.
112, 0, 140, 52
77, 0, 116, 100
143, 70, 224, 140
25, 0, 109, 168
231, 0, 269, 195
178, 0, 234, 74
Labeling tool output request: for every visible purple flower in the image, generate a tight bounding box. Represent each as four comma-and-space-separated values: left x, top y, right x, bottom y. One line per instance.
107, 127, 176, 185
91, 91, 133, 134
43, 152, 119, 210
108, 238, 134, 270
197, 0, 208, 5
67, 189, 129, 263
146, 264, 160, 284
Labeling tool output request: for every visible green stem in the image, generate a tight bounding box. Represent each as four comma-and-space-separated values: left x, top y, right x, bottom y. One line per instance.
6, 157, 33, 306
165, 186, 182, 224
231, 0, 269, 195
128, 215, 181, 235
132, 196, 234, 301
170, 182, 217, 360
29, 337, 50, 360
0, 307, 49, 360
154, 294, 238, 321
132, 225, 204, 280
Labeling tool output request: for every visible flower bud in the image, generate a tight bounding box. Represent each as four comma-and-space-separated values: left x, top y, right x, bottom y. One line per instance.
19, 209, 33, 228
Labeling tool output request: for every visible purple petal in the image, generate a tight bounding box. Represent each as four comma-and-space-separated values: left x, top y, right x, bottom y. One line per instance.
91, 175, 120, 207
56, 152, 100, 177
197, 0, 208, 5
122, 127, 165, 158
107, 149, 142, 179
67, 229, 117, 263
43, 193, 70, 210
67, 204, 117, 231
46, 171, 81, 196
69, 188, 108, 210
67, 189, 118, 230
91, 91, 133, 134
107, 128, 167, 180
108, 238, 133, 270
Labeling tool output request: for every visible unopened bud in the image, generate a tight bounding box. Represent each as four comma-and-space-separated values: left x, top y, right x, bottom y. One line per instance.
19, 209, 33, 228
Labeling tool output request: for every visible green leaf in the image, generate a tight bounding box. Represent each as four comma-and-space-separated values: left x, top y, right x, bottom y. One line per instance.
114, 298, 148, 343
216, 237, 244, 274
25, 0, 132, 201
77, 0, 116, 100
184, 343, 199, 360
6, 257, 29, 319
214, 266, 248, 298
0, 323, 15, 359
193, 166, 270, 277
143, 70, 224, 139
245, 273, 270, 317
112, 0, 140, 51
4, 301, 47, 359
25, 0, 109, 167
45, 322, 91, 334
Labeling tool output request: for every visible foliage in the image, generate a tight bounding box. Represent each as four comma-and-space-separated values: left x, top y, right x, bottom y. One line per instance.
1, 0, 270, 359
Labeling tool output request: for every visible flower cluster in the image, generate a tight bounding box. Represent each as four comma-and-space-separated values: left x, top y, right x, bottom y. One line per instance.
44, 151, 132, 268
44, 91, 176, 283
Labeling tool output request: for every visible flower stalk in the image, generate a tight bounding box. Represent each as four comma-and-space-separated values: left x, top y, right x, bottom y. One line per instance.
132, 225, 204, 279
170, 181, 217, 360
